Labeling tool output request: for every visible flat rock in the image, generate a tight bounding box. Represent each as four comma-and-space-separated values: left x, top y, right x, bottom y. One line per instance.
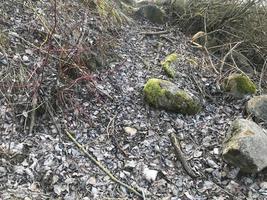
143, 78, 201, 115
123, 126, 137, 136
143, 167, 158, 182
246, 95, 267, 123
222, 119, 267, 173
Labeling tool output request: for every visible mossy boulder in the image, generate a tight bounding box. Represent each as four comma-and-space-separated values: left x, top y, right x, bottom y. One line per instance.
246, 95, 267, 123
223, 73, 256, 98
143, 78, 201, 115
135, 5, 166, 24
161, 53, 179, 78
222, 119, 267, 173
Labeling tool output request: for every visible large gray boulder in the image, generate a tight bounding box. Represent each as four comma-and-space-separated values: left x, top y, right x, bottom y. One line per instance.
222, 119, 267, 173
246, 95, 267, 123
143, 78, 201, 115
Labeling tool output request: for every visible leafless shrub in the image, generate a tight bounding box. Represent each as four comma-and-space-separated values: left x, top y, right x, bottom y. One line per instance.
0, 0, 118, 132
168, 0, 267, 75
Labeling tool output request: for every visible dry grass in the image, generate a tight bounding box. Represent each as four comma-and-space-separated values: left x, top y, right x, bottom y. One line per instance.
0, 0, 119, 133
169, 0, 267, 73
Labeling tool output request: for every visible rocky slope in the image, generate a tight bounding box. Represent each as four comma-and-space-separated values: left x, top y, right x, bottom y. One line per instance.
0, 0, 267, 199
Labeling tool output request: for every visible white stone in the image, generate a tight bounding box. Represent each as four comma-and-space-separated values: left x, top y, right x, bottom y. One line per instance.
125, 160, 137, 168
25, 49, 33, 55
14, 165, 24, 174
213, 148, 219, 155
124, 127, 137, 136
143, 167, 158, 182
91, 187, 98, 198
22, 55, 29, 62
260, 182, 267, 190
194, 150, 202, 158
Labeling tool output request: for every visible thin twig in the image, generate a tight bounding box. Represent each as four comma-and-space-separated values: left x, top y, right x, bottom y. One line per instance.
220, 41, 243, 75
29, 91, 38, 135
169, 132, 199, 178
137, 55, 150, 69
64, 129, 144, 199
154, 42, 163, 65
189, 73, 218, 105
203, 46, 219, 74
160, 35, 174, 44
202, 15, 219, 74
106, 113, 117, 137
259, 58, 267, 94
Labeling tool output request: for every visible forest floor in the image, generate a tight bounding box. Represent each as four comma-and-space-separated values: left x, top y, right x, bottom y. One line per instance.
0, 1, 267, 200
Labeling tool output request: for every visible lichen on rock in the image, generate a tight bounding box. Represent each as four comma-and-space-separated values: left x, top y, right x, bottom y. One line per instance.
246, 95, 267, 123
143, 78, 201, 115
223, 73, 256, 98
222, 118, 267, 173
161, 53, 178, 78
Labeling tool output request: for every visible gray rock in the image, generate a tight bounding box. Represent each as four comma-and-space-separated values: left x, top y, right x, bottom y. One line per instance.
143, 167, 158, 182
135, 5, 166, 24
222, 119, 267, 173
246, 95, 267, 123
223, 73, 256, 98
143, 78, 201, 115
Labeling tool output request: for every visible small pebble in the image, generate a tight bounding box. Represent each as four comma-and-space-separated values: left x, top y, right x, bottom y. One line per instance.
22, 55, 29, 62
143, 167, 158, 182
124, 126, 137, 136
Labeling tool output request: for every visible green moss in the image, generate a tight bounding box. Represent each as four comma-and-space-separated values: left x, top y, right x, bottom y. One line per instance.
143, 78, 167, 107
161, 53, 178, 78
163, 53, 178, 63
174, 91, 201, 115
224, 73, 256, 97
143, 78, 201, 115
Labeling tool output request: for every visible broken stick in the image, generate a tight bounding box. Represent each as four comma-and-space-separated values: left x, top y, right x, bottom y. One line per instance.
64, 130, 144, 199
169, 132, 199, 178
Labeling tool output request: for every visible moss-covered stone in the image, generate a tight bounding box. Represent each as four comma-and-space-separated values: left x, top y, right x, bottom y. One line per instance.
143, 78, 201, 115
161, 53, 178, 78
223, 73, 256, 98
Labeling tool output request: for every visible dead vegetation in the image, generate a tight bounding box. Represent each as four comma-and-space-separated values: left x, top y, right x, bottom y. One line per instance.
0, 1, 150, 198
0, 0, 118, 128
168, 0, 267, 84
